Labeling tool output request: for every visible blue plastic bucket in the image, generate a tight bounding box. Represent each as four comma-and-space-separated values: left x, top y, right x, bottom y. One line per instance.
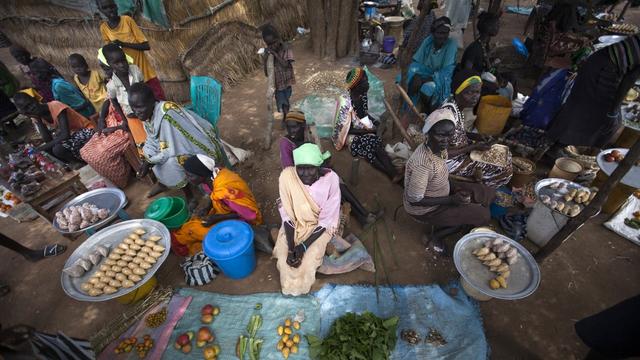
203, 220, 256, 279
364, 2, 377, 20
382, 36, 396, 53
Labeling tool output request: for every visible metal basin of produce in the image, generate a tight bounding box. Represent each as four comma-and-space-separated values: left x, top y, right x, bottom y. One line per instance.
61, 219, 170, 302
53, 188, 127, 235
453, 232, 540, 300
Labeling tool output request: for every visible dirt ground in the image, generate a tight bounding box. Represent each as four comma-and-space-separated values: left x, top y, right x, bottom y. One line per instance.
2, 2, 640, 359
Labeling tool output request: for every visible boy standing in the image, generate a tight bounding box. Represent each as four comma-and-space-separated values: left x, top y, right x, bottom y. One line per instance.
96, 0, 165, 101
68, 53, 108, 113
262, 25, 294, 127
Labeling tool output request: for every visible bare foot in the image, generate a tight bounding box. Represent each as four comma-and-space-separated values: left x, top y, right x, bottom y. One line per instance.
147, 183, 168, 198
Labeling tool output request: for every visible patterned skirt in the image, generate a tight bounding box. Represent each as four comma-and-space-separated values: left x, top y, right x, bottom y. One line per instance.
80, 130, 133, 188
62, 128, 94, 159
349, 134, 382, 162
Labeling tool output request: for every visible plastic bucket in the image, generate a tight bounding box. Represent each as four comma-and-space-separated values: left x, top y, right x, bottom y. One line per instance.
510, 157, 536, 187
475, 95, 512, 135
548, 157, 582, 181
364, 2, 377, 20
382, 36, 396, 53
116, 276, 157, 304
203, 220, 256, 279
526, 201, 568, 247
144, 196, 190, 229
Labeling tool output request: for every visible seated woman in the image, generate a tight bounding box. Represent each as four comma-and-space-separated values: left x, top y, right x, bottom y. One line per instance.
29, 58, 96, 118
9, 45, 61, 102
281, 110, 376, 226
79, 98, 133, 188
333, 68, 400, 182
440, 69, 513, 188
128, 82, 227, 207
404, 16, 457, 111
13, 92, 95, 163
173, 154, 262, 255
404, 108, 495, 253
273, 143, 341, 296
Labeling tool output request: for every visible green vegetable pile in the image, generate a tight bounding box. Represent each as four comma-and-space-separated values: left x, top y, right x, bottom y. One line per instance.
306, 312, 399, 360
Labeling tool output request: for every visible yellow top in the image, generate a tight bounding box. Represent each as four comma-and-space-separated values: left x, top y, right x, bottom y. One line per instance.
100, 15, 157, 81
73, 71, 107, 113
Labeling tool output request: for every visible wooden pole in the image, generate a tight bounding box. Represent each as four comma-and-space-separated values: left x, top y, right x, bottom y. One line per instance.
384, 98, 416, 148
395, 84, 422, 119
617, 0, 632, 22
535, 139, 640, 262
264, 54, 275, 150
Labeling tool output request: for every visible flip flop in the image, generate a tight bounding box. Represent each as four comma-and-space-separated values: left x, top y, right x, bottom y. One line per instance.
43, 244, 67, 258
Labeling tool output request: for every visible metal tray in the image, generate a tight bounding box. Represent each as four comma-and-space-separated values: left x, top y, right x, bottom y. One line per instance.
596, 148, 640, 188
453, 232, 540, 300
535, 178, 591, 217
61, 219, 171, 302
53, 188, 127, 235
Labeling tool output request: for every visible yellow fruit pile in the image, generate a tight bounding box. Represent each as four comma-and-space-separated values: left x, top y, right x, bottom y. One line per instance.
276, 318, 301, 358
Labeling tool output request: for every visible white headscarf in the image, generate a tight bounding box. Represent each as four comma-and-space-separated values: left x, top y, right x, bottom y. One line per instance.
196, 154, 220, 179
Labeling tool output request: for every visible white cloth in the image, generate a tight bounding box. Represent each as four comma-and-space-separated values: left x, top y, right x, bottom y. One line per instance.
106, 64, 144, 115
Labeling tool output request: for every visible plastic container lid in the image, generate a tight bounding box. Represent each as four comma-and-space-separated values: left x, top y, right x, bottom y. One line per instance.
203, 220, 254, 261
144, 197, 174, 220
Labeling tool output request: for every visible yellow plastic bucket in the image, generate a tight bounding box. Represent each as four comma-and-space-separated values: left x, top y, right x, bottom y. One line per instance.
116, 276, 157, 304
475, 95, 512, 135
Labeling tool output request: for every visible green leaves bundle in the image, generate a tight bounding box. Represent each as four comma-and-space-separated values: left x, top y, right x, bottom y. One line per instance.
306, 312, 399, 360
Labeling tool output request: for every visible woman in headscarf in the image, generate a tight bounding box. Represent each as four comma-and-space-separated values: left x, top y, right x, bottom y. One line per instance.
547, 34, 640, 148
404, 16, 458, 111
128, 82, 227, 207
13, 92, 95, 163
173, 154, 262, 255
282, 110, 377, 226
405, 108, 495, 252
440, 69, 513, 188
29, 58, 96, 118
273, 143, 341, 296
333, 68, 400, 182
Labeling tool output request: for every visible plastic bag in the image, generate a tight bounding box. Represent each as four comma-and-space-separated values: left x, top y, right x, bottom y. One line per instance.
604, 196, 640, 246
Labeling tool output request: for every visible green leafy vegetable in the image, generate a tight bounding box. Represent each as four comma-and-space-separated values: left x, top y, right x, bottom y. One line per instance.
306, 312, 399, 360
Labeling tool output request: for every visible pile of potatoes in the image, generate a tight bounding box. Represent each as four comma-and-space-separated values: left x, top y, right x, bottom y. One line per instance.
80, 228, 164, 297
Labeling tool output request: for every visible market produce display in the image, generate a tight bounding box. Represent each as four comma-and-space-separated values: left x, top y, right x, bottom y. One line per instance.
624, 211, 640, 229
74, 228, 165, 297
538, 181, 596, 217
512, 157, 533, 172
603, 149, 625, 163
145, 307, 168, 328
472, 238, 519, 289
306, 312, 399, 360
55, 202, 111, 232
201, 303, 220, 324
236, 314, 263, 360
114, 335, 155, 357
275, 317, 302, 358
471, 144, 509, 167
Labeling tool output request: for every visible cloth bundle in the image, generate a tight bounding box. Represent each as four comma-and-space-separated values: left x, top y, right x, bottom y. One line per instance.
180, 252, 220, 286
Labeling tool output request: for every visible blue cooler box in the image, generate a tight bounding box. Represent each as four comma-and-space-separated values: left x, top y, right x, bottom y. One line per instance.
203, 220, 256, 279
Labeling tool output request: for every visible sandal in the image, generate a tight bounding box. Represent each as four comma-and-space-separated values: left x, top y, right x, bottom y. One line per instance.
43, 244, 66, 258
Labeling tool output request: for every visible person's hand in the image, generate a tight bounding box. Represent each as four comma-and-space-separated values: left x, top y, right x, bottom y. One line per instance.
196, 206, 210, 218
451, 191, 471, 205
473, 142, 492, 152
286, 251, 302, 268
112, 39, 123, 46
102, 127, 117, 135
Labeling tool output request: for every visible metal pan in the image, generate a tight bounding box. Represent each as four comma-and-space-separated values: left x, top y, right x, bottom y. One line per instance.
453, 232, 540, 300
53, 188, 127, 235
61, 219, 170, 302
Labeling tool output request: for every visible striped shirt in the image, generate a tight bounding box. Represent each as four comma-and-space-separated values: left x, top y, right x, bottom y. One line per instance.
403, 144, 450, 215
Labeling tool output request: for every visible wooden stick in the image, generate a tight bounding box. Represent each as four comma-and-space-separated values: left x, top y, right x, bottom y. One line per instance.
178, 0, 236, 26
535, 138, 640, 262
264, 54, 275, 150
384, 98, 416, 148
395, 84, 421, 119
398, 1, 433, 90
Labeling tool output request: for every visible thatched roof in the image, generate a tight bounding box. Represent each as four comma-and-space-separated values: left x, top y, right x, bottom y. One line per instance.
0, 0, 307, 101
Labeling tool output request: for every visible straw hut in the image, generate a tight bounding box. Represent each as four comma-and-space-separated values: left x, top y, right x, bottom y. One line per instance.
0, 0, 307, 102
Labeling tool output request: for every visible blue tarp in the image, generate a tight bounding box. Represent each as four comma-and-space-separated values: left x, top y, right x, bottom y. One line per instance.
315, 283, 489, 359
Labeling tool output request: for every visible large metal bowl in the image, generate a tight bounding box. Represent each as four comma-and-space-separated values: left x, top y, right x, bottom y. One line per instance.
61, 219, 171, 302
453, 232, 540, 300
53, 188, 127, 235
